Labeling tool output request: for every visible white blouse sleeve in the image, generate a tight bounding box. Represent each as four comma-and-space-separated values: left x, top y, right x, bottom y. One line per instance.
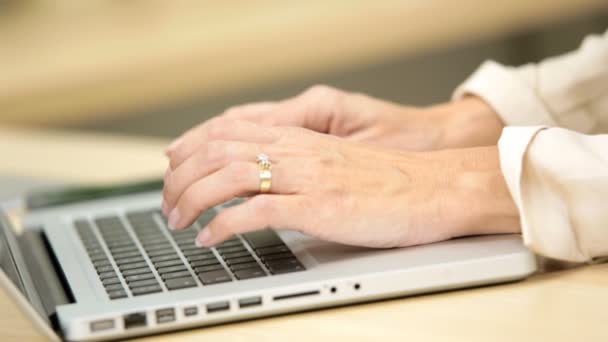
452, 30, 608, 262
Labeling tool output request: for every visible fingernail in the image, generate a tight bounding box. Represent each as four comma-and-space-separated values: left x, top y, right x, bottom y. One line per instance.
196, 228, 212, 247
168, 208, 180, 230
165, 137, 183, 155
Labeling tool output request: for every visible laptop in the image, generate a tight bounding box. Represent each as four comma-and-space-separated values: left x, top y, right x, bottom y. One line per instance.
0, 191, 537, 341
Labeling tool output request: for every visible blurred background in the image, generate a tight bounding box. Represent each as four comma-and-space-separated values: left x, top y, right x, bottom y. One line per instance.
1, 0, 607, 138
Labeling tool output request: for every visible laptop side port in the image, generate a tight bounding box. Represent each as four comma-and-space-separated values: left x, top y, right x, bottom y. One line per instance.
156, 308, 176, 324
273, 290, 320, 301
90, 319, 115, 332
206, 301, 230, 313
238, 296, 262, 308
123, 312, 147, 329
183, 306, 199, 317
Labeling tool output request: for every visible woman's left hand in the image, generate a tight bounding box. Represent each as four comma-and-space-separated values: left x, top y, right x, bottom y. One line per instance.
163, 118, 520, 248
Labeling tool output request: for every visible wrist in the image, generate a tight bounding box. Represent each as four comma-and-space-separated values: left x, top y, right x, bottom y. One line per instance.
429, 96, 504, 149
445, 146, 521, 237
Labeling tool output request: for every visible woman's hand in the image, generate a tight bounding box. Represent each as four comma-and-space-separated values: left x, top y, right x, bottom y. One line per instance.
165, 85, 505, 170
162, 120, 519, 248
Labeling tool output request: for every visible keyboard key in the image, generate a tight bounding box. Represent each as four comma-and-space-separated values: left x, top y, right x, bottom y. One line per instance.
107, 289, 128, 299
105, 284, 125, 292
115, 256, 145, 265
154, 259, 185, 268
164, 277, 198, 290
177, 244, 200, 252
144, 243, 173, 252
198, 270, 232, 285
125, 273, 156, 283
193, 264, 225, 273
243, 229, 283, 249
221, 251, 251, 259
229, 262, 261, 271
150, 254, 180, 263
160, 270, 192, 280
102, 277, 121, 286
99, 271, 117, 279
147, 248, 177, 257
128, 278, 159, 288
96, 265, 115, 274
266, 258, 305, 274
189, 259, 221, 268
92, 259, 111, 268
131, 284, 162, 296
113, 250, 143, 259
216, 246, 246, 254
234, 267, 266, 280
119, 261, 149, 271
216, 239, 243, 248
89, 253, 109, 262
225, 256, 256, 266
105, 240, 135, 248
109, 245, 137, 254
121, 267, 153, 277
187, 254, 218, 262
157, 265, 188, 274
261, 252, 295, 261
256, 245, 291, 256
182, 249, 213, 257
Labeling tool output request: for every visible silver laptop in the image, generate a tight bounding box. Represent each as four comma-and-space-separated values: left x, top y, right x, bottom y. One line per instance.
0, 191, 537, 341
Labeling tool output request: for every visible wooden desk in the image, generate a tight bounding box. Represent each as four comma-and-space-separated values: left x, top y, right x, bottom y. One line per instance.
0, 127, 606, 341
1, 0, 606, 127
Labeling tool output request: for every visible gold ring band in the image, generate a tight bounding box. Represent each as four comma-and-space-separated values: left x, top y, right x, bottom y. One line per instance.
257, 153, 272, 194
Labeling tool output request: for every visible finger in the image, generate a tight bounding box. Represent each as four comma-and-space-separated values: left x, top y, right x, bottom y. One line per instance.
168, 160, 299, 230
195, 195, 309, 247
164, 141, 260, 210
167, 119, 279, 170
164, 141, 298, 211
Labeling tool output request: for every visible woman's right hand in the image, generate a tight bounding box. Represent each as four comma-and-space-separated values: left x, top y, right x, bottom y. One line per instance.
166, 85, 505, 170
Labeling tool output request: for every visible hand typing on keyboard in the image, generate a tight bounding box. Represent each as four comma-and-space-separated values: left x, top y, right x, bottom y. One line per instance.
161, 87, 519, 250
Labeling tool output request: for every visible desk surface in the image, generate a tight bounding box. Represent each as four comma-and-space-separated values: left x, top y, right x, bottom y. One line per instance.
1, 0, 606, 126
0, 127, 606, 342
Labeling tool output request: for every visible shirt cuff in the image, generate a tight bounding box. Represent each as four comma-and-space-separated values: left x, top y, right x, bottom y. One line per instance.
452, 61, 556, 127
498, 126, 588, 262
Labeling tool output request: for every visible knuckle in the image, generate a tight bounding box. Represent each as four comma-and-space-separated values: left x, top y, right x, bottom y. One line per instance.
303, 84, 338, 98
222, 105, 243, 118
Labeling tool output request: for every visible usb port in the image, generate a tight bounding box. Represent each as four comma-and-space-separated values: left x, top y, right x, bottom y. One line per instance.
183, 306, 198, 317
156, 308, 175, 324
206, 301, 230, 313
90, 319, 115, 332
238, 296, 262, 308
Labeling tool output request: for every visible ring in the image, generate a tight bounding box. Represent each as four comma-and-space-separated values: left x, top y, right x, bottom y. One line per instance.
256, 153, 272, 193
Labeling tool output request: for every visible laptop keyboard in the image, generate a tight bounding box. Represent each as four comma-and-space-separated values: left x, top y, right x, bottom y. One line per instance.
73, 208, 305, 300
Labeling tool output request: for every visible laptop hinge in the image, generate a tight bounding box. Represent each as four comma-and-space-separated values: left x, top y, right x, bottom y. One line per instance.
18, 228, 73, 320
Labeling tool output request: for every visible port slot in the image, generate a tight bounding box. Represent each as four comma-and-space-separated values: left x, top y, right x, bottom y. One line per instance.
156, 308, 175, 324
238, 296, 262, 308
90, 319, 115, 332
123, 312, 147, 329
273, 290, 320, 301
206, 301, 230, 313
183, 306, 198, 317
